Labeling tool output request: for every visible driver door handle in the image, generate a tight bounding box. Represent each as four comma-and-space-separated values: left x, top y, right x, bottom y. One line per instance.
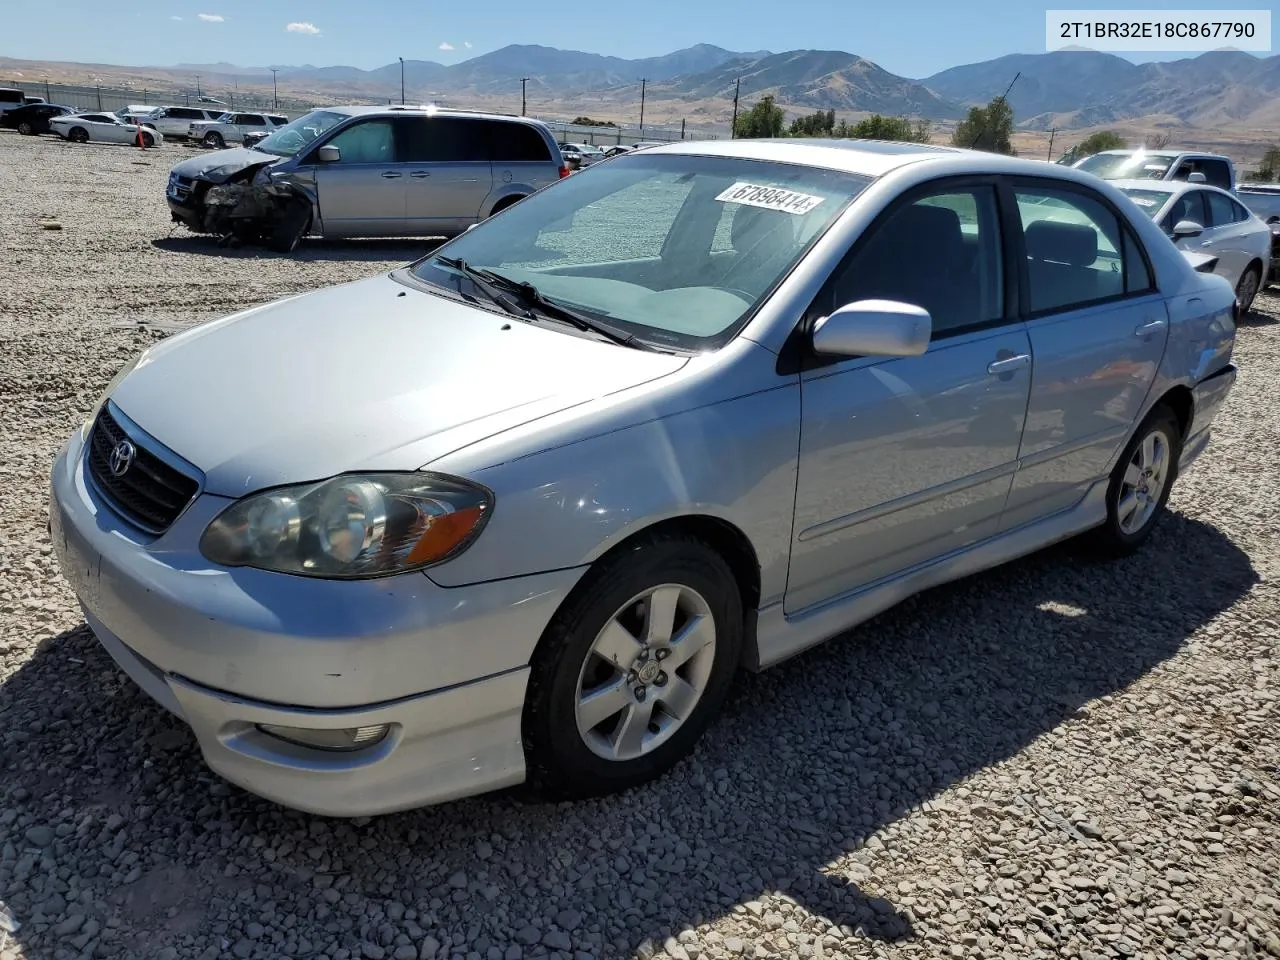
410, 171, 430, 179
1134, 318, 1168, 337
987, 354, 1031, 375
381, 171, 403, 179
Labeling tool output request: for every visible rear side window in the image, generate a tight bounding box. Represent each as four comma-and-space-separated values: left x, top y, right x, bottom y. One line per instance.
1199, 159, 1233, 191
169, 107, 198, 120
1205, 192, 1249, 227
398, 117, 487, 162
485, 121, 552, 162
269, 115, 287, 125
237, 114, 266, 126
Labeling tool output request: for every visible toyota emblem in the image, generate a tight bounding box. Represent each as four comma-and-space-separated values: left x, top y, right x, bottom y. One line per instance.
108, 439, 136, 477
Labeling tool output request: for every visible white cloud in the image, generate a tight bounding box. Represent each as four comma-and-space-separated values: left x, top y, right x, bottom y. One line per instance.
439, 42, 455, 51
196, 12, 224, 22
170, 15, 182, 20
286, 21, 321, 34
464, 41, 473, 48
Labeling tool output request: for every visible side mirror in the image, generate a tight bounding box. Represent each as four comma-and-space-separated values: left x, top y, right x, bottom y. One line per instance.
811, 300, 932, 359
1187, 171, 1207, 183
317, 144, 341, 163
1172, 219, 1203, 239
466, 223, 479, 232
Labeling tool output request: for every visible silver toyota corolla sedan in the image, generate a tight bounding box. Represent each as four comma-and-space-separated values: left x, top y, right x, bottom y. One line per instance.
50, 139, 1239, 817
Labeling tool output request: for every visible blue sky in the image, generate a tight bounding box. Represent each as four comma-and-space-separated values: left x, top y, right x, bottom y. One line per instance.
3, 0, 1271, 78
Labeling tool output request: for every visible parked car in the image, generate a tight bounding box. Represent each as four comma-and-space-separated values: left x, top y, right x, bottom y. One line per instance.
603, 145, 632, 158
1113, 179, 1271, 312
241, 129, 270, 148
196, 95, 228, 107
49, 112, 163, 146
23, 95, 46, 105
141, 105, 225, 140
1237, 184, 1280, 224
0, 87, 26, 117
54, 139, 1238, 816
115, 104, 162, 123
165, 105, 568, 250
558, 142, 605, 170
1267, 220, 1280, 287
1074, 149, 1236, 192
0, 102, 73, 135
189, 111, 289, 149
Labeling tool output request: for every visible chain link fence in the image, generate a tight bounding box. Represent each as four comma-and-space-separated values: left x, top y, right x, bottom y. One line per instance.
3, 79, 719, 143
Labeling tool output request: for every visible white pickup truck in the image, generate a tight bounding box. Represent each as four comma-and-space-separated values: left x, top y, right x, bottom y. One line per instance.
1073, 150, 1237, 193
189, 111, 289, 149
1238, 184, 1280, 223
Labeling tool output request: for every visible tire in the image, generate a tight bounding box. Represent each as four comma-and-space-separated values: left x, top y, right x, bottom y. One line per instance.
141, 132, 155, 148
1235, 264, 1261, 315
522, 534, 743, 800
16, 121, 32, 136
68, 127, 88, 143
487, 195, 526, 218
202, 131, 224, 149
1085, 405, 1182, 557
266, 201, 311, 253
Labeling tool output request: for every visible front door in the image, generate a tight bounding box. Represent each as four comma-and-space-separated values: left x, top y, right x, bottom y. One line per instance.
399, 116, 493, 234
786, 181, 1031, 614
313, 117, 406, 238
1000, 179, 1169, 530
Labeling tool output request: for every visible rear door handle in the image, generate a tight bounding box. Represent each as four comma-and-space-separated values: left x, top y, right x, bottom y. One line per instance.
1134, 319, 1168, 337
987, 354, 1031, 375
410, 171, 430, 179
381, 171, 403, 179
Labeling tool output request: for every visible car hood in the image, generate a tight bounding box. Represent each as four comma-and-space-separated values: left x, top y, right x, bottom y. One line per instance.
110, 273, 689, 498
170, 146, 279, 183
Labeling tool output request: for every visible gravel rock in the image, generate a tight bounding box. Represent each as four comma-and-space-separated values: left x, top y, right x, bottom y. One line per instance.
1, 130, 1278, 960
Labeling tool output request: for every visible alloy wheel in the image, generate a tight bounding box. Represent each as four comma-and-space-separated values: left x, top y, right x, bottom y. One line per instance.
1117, 429, 1170, 535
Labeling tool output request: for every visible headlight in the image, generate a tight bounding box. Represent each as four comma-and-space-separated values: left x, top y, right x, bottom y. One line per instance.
81, 349, 148, 440
199, 472, 493, 579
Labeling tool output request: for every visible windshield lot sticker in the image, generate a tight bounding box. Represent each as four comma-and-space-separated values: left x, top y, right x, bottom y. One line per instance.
715, 182, 826, 215
1128, 196, 1158, 206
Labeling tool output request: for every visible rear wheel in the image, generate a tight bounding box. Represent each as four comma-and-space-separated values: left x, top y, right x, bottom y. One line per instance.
1086, 405, 1181, 557
523, 535, 743, 800
487, 195, 526, 218
202, 131, 224, 149
140, 131, 155, 148
1235, 264, 1261, 315
68, 127, 89, 143
16, 121, 32, 135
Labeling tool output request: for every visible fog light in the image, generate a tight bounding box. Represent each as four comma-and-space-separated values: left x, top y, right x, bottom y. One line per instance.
257, 723, 390, 752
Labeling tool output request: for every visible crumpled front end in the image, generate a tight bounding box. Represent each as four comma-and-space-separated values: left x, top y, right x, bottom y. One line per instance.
167, 162, 310, 251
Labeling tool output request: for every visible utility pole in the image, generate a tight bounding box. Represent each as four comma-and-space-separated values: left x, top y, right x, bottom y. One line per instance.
680, 118, 686, 140
399, 58, 405, 104
1046, 127, 1057, 161
730, 77, 741, 139
44, 78, 50, 101
271, 68, 278, 109
520, 77, 530, 116
195, 75, 201, 95
639, 78, 647, 136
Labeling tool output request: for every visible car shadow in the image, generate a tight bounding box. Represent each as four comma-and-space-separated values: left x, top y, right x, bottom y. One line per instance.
0, 511, 1258, 958
150, 235, 446, 264
1238, 302, 1279, 327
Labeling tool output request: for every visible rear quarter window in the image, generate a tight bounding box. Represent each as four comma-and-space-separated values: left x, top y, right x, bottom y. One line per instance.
486, 121, 553, 163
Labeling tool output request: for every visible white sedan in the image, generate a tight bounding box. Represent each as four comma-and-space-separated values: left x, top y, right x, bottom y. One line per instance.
1114, 178, 1271, 312
49, 112, 164, 147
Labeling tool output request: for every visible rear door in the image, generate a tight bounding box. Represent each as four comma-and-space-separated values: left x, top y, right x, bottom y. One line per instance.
399, 116, 493, 234
311, 116, 406, 237
999, 178, 1169, 531
1201, 190, 1257, 286
488, 121, 557, 195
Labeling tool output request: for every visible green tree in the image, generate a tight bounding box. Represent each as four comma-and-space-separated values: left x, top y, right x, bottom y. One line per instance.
788, 108, 836, 137
1074, 130, 1126, 158
848, 114, 931, 143
734, 95, 785, 139
571, 116, 617, 127
951, 96, 1015, 154
1246, 145, 1280, 182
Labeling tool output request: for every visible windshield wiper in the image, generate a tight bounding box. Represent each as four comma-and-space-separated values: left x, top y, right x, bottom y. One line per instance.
433, 256, 536, 320
468, 266, 656, 350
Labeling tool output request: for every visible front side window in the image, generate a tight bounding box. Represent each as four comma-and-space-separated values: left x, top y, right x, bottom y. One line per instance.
1160, 190, 1208, 233
409, 154, 868, 350
254, 109, 347, 157
829, 187, 1004, 336
323, 119, 396, 164
1015, 185, 1146, 313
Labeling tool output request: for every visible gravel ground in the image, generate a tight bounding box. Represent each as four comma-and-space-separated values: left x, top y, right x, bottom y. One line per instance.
1, 130, 1278, 960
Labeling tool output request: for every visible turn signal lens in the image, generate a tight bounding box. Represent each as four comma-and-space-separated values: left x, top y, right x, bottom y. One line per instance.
257, 723, 390, 752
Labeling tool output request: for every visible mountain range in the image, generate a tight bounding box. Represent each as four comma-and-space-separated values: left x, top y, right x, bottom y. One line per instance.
8, 44, 1280, 130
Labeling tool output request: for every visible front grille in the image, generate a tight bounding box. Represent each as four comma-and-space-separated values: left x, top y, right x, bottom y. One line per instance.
168, 173, 194, 202
86, 406, 200, 534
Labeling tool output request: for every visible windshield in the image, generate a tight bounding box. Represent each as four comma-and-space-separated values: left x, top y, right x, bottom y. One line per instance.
1118, 187, 1172, 219
1076, 151, 1178, 181
409, 153, 869, 351
252, 109, 347, 157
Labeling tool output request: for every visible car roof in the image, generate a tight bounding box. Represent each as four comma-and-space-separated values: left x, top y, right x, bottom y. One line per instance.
636, 138, 988, 178
1084, 148, 1231, 161
317, 104, 552, 129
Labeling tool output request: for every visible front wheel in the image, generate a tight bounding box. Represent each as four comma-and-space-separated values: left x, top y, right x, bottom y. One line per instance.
1235, 265, 1261, 315
522, 535, 743, 800
16, 121, 33, 135
140, 131, 155, 148
1086, 405, 1181, 556
68, 127, 89, 143
202, 131, 224, 149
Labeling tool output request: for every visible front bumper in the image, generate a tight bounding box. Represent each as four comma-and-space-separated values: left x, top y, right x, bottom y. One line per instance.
49, 429, 586, 815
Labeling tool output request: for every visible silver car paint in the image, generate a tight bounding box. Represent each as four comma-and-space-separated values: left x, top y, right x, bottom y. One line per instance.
52, 140, 1238, 815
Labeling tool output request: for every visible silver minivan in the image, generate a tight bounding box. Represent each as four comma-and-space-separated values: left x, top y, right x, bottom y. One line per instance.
165, 105, 568, 248
146, 105, 228, 139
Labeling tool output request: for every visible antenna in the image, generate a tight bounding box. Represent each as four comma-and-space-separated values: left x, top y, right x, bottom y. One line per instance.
968, 71, 1020, 150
